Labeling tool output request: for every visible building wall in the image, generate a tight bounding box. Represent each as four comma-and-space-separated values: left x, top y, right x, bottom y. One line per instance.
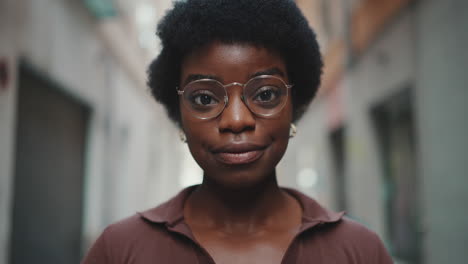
0, 0, 19, 262
278, 98, 333, 205
293, 0, 468, 262
345, 8, 417, 238
280, 8, 416, 236
415, 0, 468, 262
0, 0, 185, 262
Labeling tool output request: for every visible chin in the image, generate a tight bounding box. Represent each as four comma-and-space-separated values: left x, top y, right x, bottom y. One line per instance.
203, 166, 276, 191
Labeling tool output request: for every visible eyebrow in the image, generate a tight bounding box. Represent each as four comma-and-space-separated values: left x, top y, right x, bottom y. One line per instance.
250, 67, 286, 79
182, 74, 221, 86
182, 67, 286, 86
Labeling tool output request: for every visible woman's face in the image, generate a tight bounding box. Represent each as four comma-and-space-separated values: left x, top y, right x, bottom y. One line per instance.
179, 42, 292, 189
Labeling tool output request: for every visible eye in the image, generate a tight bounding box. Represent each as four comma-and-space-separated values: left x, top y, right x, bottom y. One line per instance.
253, 86, 280, 103
190, 90, 219, 106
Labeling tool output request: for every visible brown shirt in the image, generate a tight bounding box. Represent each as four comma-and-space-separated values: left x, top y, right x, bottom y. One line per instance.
82, 186, 393, 264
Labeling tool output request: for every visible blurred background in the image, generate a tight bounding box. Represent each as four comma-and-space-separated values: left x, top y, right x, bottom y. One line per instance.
0, 0, 467, 263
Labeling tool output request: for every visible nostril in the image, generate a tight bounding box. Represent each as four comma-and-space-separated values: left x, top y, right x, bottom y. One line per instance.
219, 121, 255, 134
218, 97, 256, 134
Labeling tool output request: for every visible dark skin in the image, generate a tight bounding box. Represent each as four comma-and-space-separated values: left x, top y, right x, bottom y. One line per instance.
180, 42, 302, 264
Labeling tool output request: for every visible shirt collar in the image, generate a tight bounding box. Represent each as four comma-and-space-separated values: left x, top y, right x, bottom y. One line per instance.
139, 185, 344, 228
282, 187, 344, 224
138, 186, 195, 226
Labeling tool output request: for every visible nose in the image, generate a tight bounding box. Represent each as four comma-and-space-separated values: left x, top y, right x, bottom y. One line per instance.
218, 92, 256, 134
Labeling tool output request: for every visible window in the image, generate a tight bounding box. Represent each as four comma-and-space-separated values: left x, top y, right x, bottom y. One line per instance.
371, 88, 422, 263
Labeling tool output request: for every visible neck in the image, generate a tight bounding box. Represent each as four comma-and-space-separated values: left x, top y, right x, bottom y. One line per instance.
185, 171, 293, 234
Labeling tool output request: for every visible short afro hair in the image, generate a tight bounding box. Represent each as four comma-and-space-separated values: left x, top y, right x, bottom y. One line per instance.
147, 0, 323, 126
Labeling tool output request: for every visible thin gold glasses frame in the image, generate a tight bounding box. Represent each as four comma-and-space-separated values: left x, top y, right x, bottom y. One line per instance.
176, 75, 293, 119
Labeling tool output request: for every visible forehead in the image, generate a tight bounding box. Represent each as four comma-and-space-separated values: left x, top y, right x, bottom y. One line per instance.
180, 42, 287, 83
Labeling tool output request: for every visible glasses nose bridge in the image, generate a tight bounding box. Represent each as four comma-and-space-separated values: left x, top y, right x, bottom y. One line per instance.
223, 81, 246, 89
222, 81, 250, 112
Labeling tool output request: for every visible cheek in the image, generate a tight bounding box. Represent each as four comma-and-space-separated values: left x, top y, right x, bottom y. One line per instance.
272, 121, 291, 154
184, 129, 212, 171
262, 103, 293, 160
274, 99, 293, 137
274, 100, 293, 151
180, 113, 216, 168
179, 100, 189, 129
180, 104, 203, 140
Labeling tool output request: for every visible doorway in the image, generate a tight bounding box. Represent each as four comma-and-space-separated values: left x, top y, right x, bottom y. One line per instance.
371, 88, 421, 264
10, 63, 89, 264
329, 126, 347, 212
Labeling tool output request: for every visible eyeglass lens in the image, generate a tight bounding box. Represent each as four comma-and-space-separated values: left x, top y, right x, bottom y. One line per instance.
181, 76, 289, 119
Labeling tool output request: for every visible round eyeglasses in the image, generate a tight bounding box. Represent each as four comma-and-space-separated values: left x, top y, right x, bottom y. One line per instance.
176, 75, 293, 119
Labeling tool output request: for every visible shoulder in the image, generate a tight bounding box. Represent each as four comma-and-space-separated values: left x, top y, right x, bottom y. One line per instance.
81, 188, 196, 264
81, 214, 170, 264
321, 216, 386, 247
93, 186, 196, 243
285, 188, 386, 246
305, 217, 393, 263
100, 213, 166, 242
284, 188, 392, 263
324, 216, 383, 243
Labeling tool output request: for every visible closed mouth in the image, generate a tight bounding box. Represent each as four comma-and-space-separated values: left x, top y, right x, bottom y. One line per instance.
211, 143, 267, 165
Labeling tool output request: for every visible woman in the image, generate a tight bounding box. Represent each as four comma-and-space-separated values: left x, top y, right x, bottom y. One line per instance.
83, 0, 393, 263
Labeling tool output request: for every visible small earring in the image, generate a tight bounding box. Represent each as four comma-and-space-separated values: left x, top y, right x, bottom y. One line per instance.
289, 123, 297, 138
179, 130, 187, 143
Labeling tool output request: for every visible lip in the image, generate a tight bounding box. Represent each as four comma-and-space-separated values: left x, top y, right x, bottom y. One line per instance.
211, 142, 267, 165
